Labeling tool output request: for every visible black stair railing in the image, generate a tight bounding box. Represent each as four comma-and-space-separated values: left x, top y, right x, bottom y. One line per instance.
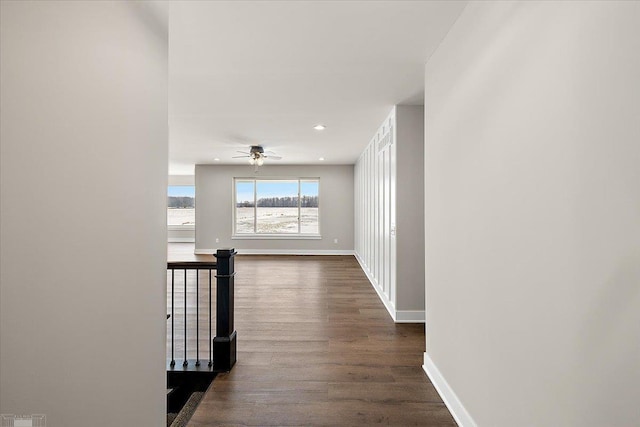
167, 248, 237, 372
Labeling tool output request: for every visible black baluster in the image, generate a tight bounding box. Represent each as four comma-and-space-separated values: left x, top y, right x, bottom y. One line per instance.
208, 268, 212, 367
196, 269, 200, 366
170, 269, 175, 367
183, 269, 188, 367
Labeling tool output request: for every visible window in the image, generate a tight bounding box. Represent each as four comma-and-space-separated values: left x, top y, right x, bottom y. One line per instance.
168, 185, 195, 228
234, 178, 319, 236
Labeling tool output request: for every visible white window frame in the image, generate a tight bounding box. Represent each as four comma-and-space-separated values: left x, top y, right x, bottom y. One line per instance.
232, 177, 321, 239
167, 185, 196, 231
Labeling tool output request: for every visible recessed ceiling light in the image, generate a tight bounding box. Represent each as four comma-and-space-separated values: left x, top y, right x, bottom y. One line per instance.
214, 158, 220, 161
319, 157, 325, 161
313, 124, 326, 131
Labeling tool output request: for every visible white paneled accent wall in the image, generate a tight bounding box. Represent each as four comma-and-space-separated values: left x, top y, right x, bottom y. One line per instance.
355, 106, 425, 322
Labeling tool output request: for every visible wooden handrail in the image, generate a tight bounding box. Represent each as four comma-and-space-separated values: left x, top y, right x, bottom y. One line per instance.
167, 261, 217, 270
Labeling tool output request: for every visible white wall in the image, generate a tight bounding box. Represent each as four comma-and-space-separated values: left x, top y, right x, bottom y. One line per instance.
423, 2, 640, 426
169, 175, 195, 186
0, 2, 168, 426
395, 105, 425, 312
354, 106, 425, 322
195, 165, 354, 253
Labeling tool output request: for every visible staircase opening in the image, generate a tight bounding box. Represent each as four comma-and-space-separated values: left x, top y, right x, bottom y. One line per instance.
165, 249, 237, 426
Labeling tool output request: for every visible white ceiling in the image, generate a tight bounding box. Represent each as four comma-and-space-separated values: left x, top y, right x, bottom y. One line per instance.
169, 1, 467, 175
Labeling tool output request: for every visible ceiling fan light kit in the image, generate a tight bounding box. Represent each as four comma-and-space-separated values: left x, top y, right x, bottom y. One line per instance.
232, 145, 281, 171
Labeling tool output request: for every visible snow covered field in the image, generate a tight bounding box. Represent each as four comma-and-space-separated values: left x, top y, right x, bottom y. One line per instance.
168, 208, 195, 226
236, 207, 319, 234
168, 207, 319, 234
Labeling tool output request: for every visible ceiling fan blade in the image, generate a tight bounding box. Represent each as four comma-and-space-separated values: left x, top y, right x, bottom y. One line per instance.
264, 150, 278, 155
236, 151, 250, 154
231, 155, 249, 158
265, 155, 282, 160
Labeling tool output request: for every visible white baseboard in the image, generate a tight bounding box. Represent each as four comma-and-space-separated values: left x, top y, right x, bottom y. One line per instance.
422, 353, 477, 427
195, 248, 354, 256
168, 237, 195, 243
395, 310, 425, 323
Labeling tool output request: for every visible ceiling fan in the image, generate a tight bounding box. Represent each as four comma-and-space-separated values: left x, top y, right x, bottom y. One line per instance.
232, 145, 282, 170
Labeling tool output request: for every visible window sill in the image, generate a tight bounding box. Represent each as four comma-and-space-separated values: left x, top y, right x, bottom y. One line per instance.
168, 226, 195, 231
232, 234, 322, 240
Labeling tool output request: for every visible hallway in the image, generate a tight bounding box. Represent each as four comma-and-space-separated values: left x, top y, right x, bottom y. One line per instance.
170, 247, 454, 426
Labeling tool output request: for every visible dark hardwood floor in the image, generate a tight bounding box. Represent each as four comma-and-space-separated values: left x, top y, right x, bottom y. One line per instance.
168, 244, 455, 426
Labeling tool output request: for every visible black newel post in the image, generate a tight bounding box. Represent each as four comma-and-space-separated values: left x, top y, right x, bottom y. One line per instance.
213, 248, 237, 372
